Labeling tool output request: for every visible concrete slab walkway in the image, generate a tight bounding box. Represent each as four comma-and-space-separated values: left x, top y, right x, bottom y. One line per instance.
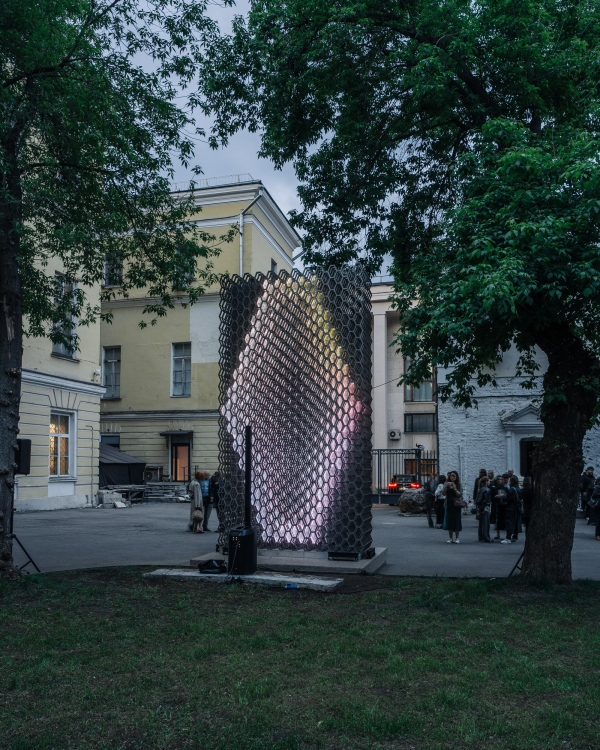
10, 503, 600, 578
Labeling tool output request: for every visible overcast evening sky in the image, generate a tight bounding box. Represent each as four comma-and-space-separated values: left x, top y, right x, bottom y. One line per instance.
170, 0, 302, 219
170, 1, 393, 278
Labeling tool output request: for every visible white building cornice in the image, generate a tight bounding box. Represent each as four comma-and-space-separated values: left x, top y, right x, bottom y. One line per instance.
189, 214, 295, 265
175, 180, 302, 255
100, 410, 219, 421
22, 369, 106, 397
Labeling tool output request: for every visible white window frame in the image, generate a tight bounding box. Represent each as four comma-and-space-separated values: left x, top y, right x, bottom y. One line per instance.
102, 346, 121, 399
171, 342, 192, 397
49, 410, 77, 480
404, 358, 434, 402
52, 273, 78, 359
404, 413, 436, 433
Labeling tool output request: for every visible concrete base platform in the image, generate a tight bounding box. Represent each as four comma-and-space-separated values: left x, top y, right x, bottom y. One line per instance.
144, 568, 342, 591
190, 547, 387, 575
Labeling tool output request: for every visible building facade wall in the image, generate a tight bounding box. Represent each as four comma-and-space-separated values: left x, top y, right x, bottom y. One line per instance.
437, 347, 600, 486
17, 257, 104, 510
100, 414, 219, 477
371, 283, 437, 456
100, 178, 300, 479
16, 371, 104, 511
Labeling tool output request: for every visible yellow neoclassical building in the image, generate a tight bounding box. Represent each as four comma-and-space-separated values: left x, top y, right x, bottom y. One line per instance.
16, 258, 105, 510
99, 175, 300, 480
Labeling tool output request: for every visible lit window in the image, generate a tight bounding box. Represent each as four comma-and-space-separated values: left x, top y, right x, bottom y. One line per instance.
102, 347, 121, 398
50, 413, 71, 476
406, 458, 437, 475
404, 358, 434, 402
172, 343, 191, 397
404, 414, 436, 433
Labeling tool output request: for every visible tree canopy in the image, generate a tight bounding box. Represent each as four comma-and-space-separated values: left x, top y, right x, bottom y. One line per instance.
199, 0, 600, 581
1, 0, 230, 347
199, 0, 600, 401
0, 0, 230, 579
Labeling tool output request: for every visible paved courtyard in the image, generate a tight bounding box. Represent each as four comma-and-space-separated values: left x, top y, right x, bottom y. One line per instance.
10, 504, 600, 578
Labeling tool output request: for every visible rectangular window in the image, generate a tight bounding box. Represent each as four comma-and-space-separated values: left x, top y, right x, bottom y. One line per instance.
404, 414, 436, 433
50, 412, 71, 476
103, 257, 123, 287
52, 273, 77, 358
102, 346, 121, 399
271, 259, 278, 274
404, 358, 434, 402
100, 434, 120, 448
172, 343, 191, 397
172, 243, 195, 290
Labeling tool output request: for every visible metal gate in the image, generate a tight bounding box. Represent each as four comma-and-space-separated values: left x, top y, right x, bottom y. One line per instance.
372, 449, 438, 503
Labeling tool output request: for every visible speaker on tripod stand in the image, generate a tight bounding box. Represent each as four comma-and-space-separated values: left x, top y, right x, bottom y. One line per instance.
228, 425, 257, 575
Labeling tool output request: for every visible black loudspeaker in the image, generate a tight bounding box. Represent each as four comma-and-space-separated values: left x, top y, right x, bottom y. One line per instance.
15, 439, 31, 475
228, 525, 258, 575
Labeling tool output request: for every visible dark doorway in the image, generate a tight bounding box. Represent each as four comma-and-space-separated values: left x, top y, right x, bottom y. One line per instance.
520, 438, 540, 478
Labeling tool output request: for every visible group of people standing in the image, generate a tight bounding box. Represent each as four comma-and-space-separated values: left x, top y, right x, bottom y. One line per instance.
424, 469, 533, 544
188, 470, 220, 533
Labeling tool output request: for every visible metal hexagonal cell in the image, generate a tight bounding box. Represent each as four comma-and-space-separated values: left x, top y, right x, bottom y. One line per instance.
218, 266, 372, 555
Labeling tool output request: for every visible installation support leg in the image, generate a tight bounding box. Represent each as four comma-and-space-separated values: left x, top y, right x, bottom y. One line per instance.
10, 534, 41, 573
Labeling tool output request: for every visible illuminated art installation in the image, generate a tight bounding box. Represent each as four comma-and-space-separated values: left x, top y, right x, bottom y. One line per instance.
218, 265, 373, 555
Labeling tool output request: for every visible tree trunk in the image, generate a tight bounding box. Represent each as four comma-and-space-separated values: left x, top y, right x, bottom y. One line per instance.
522, 334, 598, 584
0, 143, 24, 581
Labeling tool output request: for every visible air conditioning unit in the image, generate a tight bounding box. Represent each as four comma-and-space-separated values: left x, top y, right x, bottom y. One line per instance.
388, 429, 401, 441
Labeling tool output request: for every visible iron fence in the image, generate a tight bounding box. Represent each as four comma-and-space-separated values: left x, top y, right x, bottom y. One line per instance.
372, 449, 438, 503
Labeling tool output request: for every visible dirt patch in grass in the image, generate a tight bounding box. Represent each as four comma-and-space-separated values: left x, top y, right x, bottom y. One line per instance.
1, 568, 599, 750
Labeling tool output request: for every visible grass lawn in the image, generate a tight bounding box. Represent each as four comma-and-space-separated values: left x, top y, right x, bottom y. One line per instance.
1, 568, 599, 750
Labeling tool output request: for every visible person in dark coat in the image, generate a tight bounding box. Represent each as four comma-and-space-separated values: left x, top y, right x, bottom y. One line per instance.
521, 476, 534, 534
443, 471, 464, 543
472, 469, 487, 513
209, 471, 220, 532
592, 478, 600, 541
434, 474, 446, 527
493, 475, 508, 540
475, 477, 492, 542
424, 475, 437, 528
503, 476, 522, 543
580, 466, 595, 523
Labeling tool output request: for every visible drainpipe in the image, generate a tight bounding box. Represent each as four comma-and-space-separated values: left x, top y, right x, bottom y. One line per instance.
83, 424, 95, 503
239, 188, 263, 277
434, 366, 440, 475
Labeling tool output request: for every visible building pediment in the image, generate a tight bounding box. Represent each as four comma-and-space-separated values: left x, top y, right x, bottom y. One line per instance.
500, 402, 541, 428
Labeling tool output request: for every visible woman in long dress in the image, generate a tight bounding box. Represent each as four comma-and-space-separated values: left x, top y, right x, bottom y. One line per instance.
443, 471, 464, 544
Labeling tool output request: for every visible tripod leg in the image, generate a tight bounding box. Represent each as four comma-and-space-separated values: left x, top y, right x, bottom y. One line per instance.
509, 550, 524, 577
11, 535, 41, 573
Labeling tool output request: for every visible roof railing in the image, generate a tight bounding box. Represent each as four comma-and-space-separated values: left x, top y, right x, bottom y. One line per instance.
171, 174, 256, 192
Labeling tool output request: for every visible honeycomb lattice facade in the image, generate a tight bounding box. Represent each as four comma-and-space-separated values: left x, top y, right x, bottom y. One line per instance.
218, 265, 373, 554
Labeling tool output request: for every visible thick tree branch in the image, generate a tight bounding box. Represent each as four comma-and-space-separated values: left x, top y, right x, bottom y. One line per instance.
19, 162, 118, 175
2, 0, 123, 89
